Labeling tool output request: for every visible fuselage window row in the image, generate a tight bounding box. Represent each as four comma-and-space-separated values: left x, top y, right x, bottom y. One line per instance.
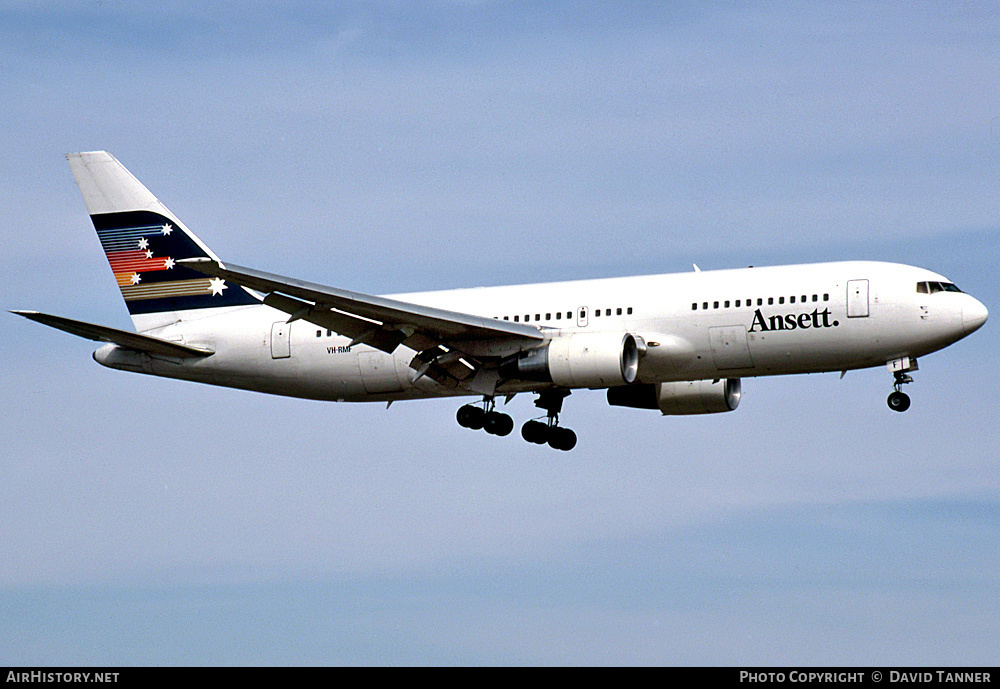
691, 293, 831, 311
494, 307, 633, 323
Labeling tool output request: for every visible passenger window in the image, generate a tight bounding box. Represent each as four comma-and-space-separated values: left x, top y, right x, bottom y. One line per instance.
779, 297, 785, 304
703, 302, 708, 310
545, 313, 551, 320
724, 301, 730, 308
627, 307, 632, 314
713, 301, 719, 309
790, 296, 795, 304
823, 294, 829, 301
595, 309, 601, 317
616, 307, 622, 315
555, 312, 561, 320
768, 298, 773, 305
514, 315, 519, 322
735, 300, 741, 307
605, 309, 611, 316
692, 303, 698, 310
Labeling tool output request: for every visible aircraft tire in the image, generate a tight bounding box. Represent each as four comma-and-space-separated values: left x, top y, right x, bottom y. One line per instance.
484, 412, 514, 436
548, 427, 577, 451
521, 420, 549, 444
457, 404, 486, 429
887, 391, 911, 412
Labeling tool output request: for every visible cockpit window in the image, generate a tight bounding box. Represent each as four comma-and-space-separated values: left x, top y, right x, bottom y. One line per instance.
916, 281, 963, 294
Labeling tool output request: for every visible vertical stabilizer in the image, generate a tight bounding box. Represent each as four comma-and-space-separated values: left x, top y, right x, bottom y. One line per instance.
67, 152, 259, 330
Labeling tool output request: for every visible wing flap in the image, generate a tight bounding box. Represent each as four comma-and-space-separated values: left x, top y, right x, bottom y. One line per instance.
10, 310, 213, 358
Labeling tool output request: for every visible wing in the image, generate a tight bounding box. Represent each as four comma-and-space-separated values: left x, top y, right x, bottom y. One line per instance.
10, 310, 213, 358
179, 258, 544, 394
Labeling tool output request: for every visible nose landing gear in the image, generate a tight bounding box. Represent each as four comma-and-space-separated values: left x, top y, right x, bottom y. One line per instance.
886, 367, 915, 412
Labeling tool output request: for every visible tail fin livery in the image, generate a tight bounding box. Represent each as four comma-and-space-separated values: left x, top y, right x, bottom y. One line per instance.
67, 152, 258, 329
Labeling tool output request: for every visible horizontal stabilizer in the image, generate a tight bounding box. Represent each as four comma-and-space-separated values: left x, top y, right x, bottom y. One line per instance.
10, 310, 213, 358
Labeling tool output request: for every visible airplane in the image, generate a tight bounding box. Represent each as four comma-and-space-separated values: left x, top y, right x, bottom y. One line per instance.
11, 151, 989, 451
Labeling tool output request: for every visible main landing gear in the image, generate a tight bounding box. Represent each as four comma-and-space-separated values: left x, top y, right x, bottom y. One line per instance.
521, 389, 577, 452
455, 389, 578, 451
456, 397, 514, 436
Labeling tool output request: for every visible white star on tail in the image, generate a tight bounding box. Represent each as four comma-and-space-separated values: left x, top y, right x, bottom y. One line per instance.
138, 238, 149, 249
164, 257, 175, 269
161, 223, 173, 235
130, 273, 141, 285
209, 277, 227, 296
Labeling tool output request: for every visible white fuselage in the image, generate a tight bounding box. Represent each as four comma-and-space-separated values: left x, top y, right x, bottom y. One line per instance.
96, 260, 987, 403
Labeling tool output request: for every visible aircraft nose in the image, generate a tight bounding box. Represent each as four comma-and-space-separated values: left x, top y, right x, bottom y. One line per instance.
963, 297, 988, 335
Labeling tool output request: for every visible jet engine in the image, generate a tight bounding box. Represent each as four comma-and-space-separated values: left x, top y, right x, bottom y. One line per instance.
500, 333, 640, 388
607, 378, 741, 415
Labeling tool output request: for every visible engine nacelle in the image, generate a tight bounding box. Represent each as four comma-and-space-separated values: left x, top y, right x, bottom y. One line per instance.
607, 378, 741, 415
500, 333, 640, 388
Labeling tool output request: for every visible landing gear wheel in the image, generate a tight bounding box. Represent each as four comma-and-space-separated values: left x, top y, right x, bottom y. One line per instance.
484, 411, 514, 436
887, 390, 911, 412
521, 419, 549, 444
548, 427, 577, 452
456, 404, 485, 429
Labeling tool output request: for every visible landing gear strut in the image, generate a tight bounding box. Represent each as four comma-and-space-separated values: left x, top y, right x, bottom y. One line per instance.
457, 397, 514, 436
521, 389, 577, 451
887, 371, 913, 412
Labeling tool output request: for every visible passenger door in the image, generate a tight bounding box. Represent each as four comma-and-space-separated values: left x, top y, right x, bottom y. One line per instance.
270, 321, 291, 359
847, 279, 869, 318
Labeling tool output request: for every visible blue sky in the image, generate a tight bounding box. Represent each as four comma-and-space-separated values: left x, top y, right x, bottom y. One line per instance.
2, 1, 998, 665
